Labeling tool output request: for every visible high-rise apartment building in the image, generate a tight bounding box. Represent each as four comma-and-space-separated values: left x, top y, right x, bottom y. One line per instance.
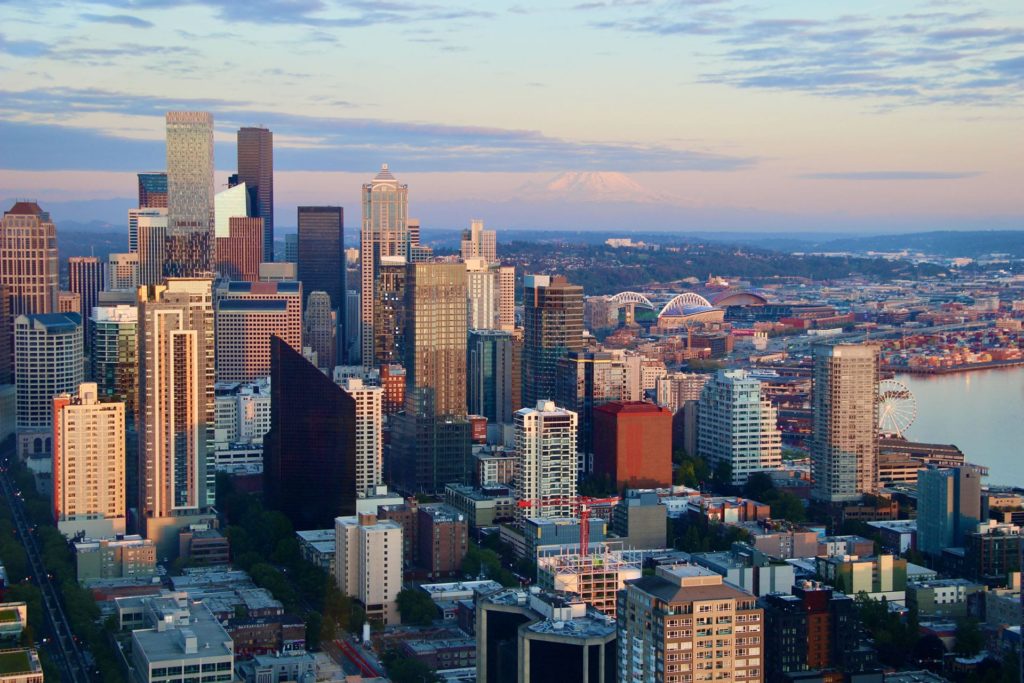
69, 256, 104, 347
593, 401, 672, 490
341, 378, 383, 497
107, 252, 140, 291
137, 279, 215, 554
236, 126, 274, 260
137, 171, 168, 210
1, 201, 59, 316
165, 111, 215, 277
917, 465, 983, 556
465, 258, 496, 330
514, 400, 578, 520
360, 164, 409, 367
405, 262, 467, 418
697, 369, 782, 486
14, 313, 83, 458
371, 257, 406, 368
264, 337, 356, 529
90, 305, 138, 413
522, 274, 584, 408
303, 291, 336, 372
52, 382, 126, 539
554, 350, 627, 459
467, 329, 517, 425
618, 565, 765, 683
214, 281, 302, 382
133, 208, 168, 285
460, 219, 497, 263
496, 265, 515, 331
811, 344, 879, 502
334, 513, 402, 625
656, 372, 712, 413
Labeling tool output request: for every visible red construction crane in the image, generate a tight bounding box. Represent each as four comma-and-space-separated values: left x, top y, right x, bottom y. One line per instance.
516, 495, 620, 556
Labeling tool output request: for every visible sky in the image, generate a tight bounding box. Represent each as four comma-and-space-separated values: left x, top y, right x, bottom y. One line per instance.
0, 0, 1022, 233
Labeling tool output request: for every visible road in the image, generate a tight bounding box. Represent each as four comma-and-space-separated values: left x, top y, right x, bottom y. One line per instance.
0, 445, 93, 683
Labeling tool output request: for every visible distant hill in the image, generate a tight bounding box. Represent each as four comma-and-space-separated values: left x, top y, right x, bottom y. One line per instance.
820, 231, 1024, 258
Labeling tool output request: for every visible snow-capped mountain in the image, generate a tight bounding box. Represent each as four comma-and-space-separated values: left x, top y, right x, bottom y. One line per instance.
518, 171, 675, 204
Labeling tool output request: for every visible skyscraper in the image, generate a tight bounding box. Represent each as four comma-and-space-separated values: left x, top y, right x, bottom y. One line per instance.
264, 336, 356, 529
371, 257, 407, 368
137, 171, 168, 209
811, 344, 879, 502
0, 284, 12, 386
496, 265, 515, 331
341, 378, 383, 497
405, 262, 467, 417
697, 369, 782, 486
69, 256, 104, 346
90, 304, 138, 413
214, 281, 302, 382
133, 208, 168, 285
107, 253, 140, 291
522, 274, 583, 408
303, 291, 336, 372
360, 164, 409, 367
554, 350, 627, 459
460, 219, 497, 263
1, 201, 59, 316
165, 112, 215, 277
465, 258, 496, 330
52, 382, 126, 539
236, 126, 274, 261
297, 206, 344, 360
917, 465, 983, 556
14, 313, 83, 458
137, 279, 215, 554
215, 217, 263, 282
467, 329, 517, 425
514, 400, 578, 520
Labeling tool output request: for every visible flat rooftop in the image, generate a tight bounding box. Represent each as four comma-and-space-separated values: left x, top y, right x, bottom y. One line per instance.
0, 649, 37, 675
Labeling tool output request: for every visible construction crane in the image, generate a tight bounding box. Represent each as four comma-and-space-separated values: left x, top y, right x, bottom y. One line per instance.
515, 495, 620, 556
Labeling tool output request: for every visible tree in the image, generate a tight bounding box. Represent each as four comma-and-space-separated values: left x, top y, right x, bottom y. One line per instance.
770, 492, 806, 523
396, 589, 438, 626
305, 612, 322, 651
954, 617, 983, 657
742, 472, 775, 501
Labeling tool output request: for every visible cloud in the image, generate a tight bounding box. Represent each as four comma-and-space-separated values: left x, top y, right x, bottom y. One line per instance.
0, 33, 51, 58
79, 13, 154, 28
801, 171, 982, 181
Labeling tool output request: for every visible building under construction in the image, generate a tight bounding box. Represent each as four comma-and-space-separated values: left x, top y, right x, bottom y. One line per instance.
536, 547, 641, 618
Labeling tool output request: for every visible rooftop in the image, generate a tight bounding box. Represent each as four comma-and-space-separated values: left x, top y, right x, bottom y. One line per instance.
0, 648, 37, 675
131, 602, 233, 664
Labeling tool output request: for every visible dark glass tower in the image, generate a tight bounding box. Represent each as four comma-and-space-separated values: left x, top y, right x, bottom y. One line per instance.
236, 127, 274, 261
522, 274, 584, 408
263, 336, 356, 528
297, 206, 344, 359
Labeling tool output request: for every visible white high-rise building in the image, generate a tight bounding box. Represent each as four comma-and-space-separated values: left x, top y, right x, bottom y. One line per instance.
135, 208, 168, 286
165, 111, 215, 277
107, 252, 140, 291
460, 219, 497, 263
696, 369, 782, 486
214, 182, 251, 239
465, 258, 496, 330
496, 265, 515, 331
53, 383, 126, 539
341, 378, 383, 496
656, 372, 711, 413
514, 400, 578, 520
335, 513, 403, 625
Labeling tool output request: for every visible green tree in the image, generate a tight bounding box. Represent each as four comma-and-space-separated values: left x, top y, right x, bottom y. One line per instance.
396, 589, 438, 626
770, 492, 806, 523
954, 617, 983, 657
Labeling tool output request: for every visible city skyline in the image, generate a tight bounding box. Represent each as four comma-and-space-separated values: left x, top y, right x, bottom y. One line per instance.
1, 1, 1022, 232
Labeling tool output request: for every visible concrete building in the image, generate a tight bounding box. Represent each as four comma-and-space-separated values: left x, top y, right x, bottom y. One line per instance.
814, 554, 907, 602
461, 219, 497, 263
14, 313, 83, 459
213, 280, 302, 382
135, 208, 168, 286
515, 401, 578, 520
496, 265, 515, 331
57, 290, 80, 314
73, 535, 156, 582
68, 256, 103, 346
537, 548, 641, 617
417, 504, 469, 579
53, 383, 126, 539
477, 589, 616, 683
0, 648, 43, 683
236, 126, 275, 259
164, 112, 215, 277
917, 465, 982, 557
906, 578, 983, 619
553, 350, 626, 461
691, 544, 795, 597
213, 378, 272, 447
656, 372, 711, 413
257, 262, 295, 282
611, 490, 668, 549
129, 595, 234, 683
465, 257, 496, 330
619, 565, 764, 683
1, 201, 58, 316
522, 274, 584, 409
296, 529, 336, 576
475, 447, 517, 487
444, 484, 518, 530
697, 369, 782, 486
137, 279, 216, 556
468, 329, 518, 426
593, 401, 673, 490
335, 513, 403, 625
961, 521, 1022, 587
811, 343, 879, 502
340, 378, 383, 497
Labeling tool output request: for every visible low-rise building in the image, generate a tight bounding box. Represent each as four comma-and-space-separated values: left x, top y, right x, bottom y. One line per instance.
611, 490, 667, 550
0, 647, 43, 683
0, 604, 27, 643
815, 554, 908, 603
295, 529, 336, 575
907, 578, 984, 619
443, 484, 517, 529
868, 519, 917, 554
236, 652, 316, 683
178, 527, 230, 566
691, 544, 796, 597
417, 505, 469, 579
73, 535, 157, 582
129, 595, 235, 683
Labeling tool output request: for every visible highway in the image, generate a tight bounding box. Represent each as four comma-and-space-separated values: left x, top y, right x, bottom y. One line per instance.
0, 445, 93, 683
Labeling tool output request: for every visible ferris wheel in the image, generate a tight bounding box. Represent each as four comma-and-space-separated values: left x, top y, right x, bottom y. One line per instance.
878, 379, 917, 438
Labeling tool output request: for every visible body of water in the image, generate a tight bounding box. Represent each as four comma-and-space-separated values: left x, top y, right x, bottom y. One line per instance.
896, 367, 1024, 485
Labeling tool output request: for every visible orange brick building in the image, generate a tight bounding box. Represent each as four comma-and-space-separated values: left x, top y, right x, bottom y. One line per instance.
593, 401, 672, 490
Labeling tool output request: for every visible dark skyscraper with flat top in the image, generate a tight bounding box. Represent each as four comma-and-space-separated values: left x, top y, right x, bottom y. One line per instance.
522, 274, 584, 408
236, 127, 274, 261
297, 206, 344, 359
263, 336, 356, 529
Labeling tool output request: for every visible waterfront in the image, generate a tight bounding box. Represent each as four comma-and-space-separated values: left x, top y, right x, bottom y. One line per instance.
897, 367, 1024, 484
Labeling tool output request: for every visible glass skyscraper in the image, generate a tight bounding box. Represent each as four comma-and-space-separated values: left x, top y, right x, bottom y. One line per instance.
165, 112, 214, 277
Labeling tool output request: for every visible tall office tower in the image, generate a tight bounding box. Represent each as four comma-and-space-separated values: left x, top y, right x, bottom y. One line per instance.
405, 262, 467, 417
90, 305, 138, 412
697, 369, 782, 486
619, 565, 765, 683
131, 208, 168, 284
69, 256, 104, 344
341, 378, 383, 496
137, 171, 168, 209
303, 291, 336, 372
264, 337, 356, 529
14, 313, 83, 458
52, 382, 126, 539
296, 206, 344, 355
237, 126, 274, 261
917, 465, 983, 556
0, 284, 11, 385
165, 111, 215, 277
465, 258, 496, 330
554, 351, 626, 460
391, 410, 472, 493
345, 289, 361, 365
214, 281, 302, 382
1, 201, 59, 316
283, 233, 298, 263
372, 257, 407, 368
514, 400, 578, 520
360, 164, 409, 368
811, 344, 880, 503
335, 513, 402, 625
214, 182, 250, 234
215, 217, 263, 282
407, 218, 420, 246
496, 265, 515, 331
468, 330, 516, 425
460, 219, 497, 263
107, 253, 140, 291
137, 279, 215, 554
593, 401, 672, 490
522, 274, 584, 408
